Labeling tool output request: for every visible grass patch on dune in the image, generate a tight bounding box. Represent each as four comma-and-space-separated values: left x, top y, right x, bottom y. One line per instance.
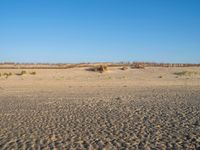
174, 71, 200, 76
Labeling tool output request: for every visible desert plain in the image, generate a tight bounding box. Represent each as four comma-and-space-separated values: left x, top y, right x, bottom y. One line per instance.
0, 66, 200, 150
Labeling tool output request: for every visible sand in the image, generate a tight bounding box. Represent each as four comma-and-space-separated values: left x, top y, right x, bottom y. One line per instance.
0, 67, 200, 149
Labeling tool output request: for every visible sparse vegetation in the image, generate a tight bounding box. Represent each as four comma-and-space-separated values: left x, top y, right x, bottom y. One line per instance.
0, 72, 12, 79
88, 65, 108, 73
121, 66, 128, 70
174, 71, 200, 76
158, 76, 163, 78
107, 76, 112, 79
0, 62, 200, 70
21, 70, 26, 74
0, 70, 36, 78
29, 71, 36, 75
15, 70, 27, 76
5, 72, 12, 76
131, 63, 145, 69
3, 72, 9, 76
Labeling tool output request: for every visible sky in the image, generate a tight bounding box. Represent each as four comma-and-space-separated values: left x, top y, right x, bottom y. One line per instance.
0, 0, 200, 63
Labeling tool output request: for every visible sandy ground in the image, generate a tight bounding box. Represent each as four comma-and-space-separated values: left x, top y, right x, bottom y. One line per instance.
0, 67, 200, 149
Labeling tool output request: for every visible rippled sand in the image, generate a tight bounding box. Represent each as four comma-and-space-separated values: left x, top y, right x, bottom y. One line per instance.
0, 67, 200, 149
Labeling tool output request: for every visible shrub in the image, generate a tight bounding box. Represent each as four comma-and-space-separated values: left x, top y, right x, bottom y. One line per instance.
174, 71, 200, 76
131, 63, 145, 69
21, 70, 26, 74
4, 72, 12, 76
2, 72, 12, 78
88, 65, 108, 73
99, 65, 108, 73
3, 73, 8, 76
15, 70, 27, 76
121, 66, 128, 70
30, 71, 36, 75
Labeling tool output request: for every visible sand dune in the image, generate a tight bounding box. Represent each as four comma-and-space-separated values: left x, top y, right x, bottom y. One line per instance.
0, 67, 200, 149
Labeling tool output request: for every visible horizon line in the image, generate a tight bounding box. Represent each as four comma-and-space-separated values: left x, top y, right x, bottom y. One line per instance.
0, 61, 200, 65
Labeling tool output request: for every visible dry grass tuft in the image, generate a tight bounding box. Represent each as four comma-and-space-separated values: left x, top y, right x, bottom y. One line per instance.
131, 63, 145, 69
88, 65, 108, 73
15, 70, 27, 76
121, 66, 128, 70
174, 71, 200, 76
29, 71, 36, 75
0, 72, 12, 79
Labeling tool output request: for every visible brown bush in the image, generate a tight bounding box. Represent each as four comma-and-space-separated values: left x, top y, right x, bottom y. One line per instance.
15, 70, 27, 76
88, 65, 108, 73
121, 66, 128, 70
174, 71, 200, 76
29, 71, 36, 75
1, 72, 12, 79
131, 63, 145, 69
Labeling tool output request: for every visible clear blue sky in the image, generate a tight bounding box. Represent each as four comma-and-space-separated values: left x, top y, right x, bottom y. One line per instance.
0, 0, 200, 63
